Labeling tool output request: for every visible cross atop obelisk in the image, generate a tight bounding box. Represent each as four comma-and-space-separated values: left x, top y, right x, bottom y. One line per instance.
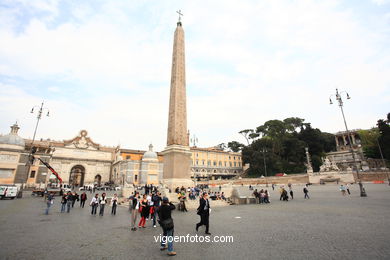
176, 10, 183, 24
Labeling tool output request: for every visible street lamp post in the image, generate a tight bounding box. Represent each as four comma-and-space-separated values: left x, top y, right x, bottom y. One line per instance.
26, 101, 50, 183
330, 89, 367, 197
262, 148, 268, 187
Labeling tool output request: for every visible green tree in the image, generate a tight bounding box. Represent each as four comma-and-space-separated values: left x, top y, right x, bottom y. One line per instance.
377, 113, 390, 160
227, 141, 244, 152
357, 129, 380, 158
238, 117, 336, 177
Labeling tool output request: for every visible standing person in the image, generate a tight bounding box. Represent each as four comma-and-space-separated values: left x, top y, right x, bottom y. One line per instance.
346, 183, 351, 195
71, 192, 78, 208
289, 188, 294, 200
80, 192, 87, 208
303, 186, 310, 199
272, 184, 275, 191
60, 193, 67, 213
111, 193, 118, 215
138, 195, 148, 228
146, 193, 152, 220
45, 192, 54, 215
130, 192, 140, 231
152, 192, 162, 228
99, 193, 107, 216
279, 186, 284, 201
196, 193, 211, 235
66, 192, 73, 213
90, 194, 99, 215
253, 189, 259, 204
264, 190, 270, 203
158, 197, 176, 256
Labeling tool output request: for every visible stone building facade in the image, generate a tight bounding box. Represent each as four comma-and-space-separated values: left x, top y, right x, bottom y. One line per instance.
190, 147, 243, 180
0, 125, 114, 188
1, 123, 244, 188
111, 145, 164, 186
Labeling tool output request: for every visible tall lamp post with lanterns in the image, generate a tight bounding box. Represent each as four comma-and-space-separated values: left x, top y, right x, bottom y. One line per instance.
26, 101, 50, 183
329, 89, 367, 197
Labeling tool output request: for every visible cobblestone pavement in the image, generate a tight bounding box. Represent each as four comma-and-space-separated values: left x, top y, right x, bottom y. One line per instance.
0, 183, 389, 260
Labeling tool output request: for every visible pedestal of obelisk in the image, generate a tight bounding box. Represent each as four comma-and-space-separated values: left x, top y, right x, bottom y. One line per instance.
162, 145, 193, 190
162, 18, 193, 191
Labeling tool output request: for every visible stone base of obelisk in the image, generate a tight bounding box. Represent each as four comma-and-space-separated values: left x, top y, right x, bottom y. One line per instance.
162, 145, 194, 191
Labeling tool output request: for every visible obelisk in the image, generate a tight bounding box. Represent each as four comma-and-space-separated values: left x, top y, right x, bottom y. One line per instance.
162, 12, 193, 190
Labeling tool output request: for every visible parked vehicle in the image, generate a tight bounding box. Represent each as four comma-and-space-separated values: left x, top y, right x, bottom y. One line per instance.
79, 184, 94, 191
60, 184, 72, 192
0, 185, 18, 199
32, 188, 45, 196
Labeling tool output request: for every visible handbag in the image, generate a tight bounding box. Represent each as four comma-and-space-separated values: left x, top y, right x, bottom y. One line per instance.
160, 218, 174, 230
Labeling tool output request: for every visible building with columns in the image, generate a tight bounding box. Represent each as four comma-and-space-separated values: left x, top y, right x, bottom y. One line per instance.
326, 129, 385, 171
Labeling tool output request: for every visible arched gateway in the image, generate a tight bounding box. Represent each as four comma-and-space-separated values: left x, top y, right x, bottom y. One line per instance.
69, 165, 85, 187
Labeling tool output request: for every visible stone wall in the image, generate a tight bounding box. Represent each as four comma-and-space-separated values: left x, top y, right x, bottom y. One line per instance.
198, 174, 309, 185
355, 172, 390, 182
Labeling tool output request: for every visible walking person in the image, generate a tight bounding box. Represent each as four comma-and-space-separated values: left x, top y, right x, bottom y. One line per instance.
111, 193, 118, 215
346, 183, 351, 195
303, 186, 310, 199
130, 192, 140, 231
340, 185, 346, 196
90, 194, 99, 215
196, 192, 211, 235
66, 191, 73, 213
99, 193, 107, 216
45, 192, 54, 215
158, 197, 176, 256
80, 192, 87, 208
60, 193, 67, 213
289, 188, 294, 200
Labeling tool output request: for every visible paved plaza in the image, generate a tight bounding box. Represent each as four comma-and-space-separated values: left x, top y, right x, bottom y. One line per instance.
0, 183, 389, 260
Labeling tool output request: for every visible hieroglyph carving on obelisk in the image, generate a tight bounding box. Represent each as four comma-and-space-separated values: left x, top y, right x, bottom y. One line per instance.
167, 17, 189, 146
162, 12, 192, 189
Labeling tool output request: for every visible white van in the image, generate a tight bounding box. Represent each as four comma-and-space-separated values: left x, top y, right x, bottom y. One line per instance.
0, 185, 18, 199
60, 184, 72, 192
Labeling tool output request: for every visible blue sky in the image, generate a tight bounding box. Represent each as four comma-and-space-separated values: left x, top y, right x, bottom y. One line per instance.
0, 0, 389, 151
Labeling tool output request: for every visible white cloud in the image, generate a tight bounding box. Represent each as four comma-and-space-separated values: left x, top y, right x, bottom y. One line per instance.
0, 0, 389, 150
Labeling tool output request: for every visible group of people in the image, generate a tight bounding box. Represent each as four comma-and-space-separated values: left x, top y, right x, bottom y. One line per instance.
60, 191, 87, 213
50, 191, 119, 216
253, 189, 271, 203
129, 191, 163, 229
127, 187, 213, 257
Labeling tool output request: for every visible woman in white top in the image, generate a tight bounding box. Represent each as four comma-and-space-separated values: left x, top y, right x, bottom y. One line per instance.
90, 194, 99, 215
111, 193, 118, 215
